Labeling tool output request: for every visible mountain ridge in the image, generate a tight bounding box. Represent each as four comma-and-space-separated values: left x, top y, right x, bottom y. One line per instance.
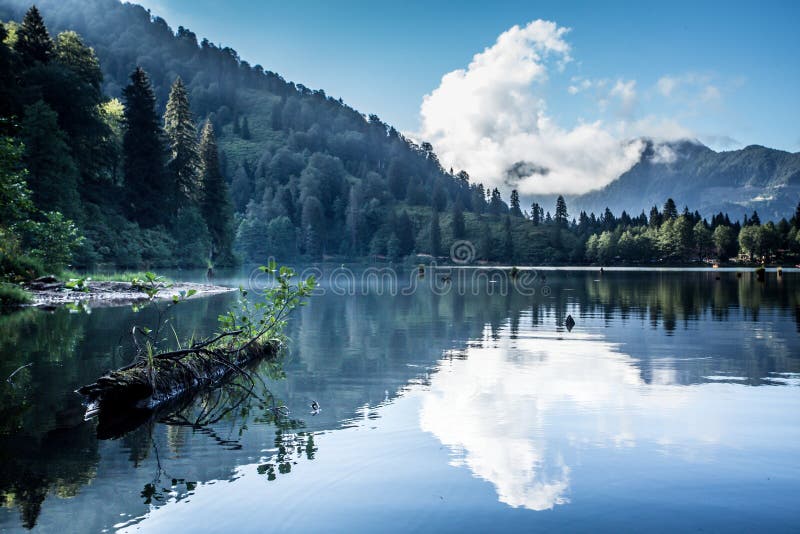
531, 138, 800, 221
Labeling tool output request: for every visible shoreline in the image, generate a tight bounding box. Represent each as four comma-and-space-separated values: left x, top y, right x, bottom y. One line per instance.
25, 280, 236, 309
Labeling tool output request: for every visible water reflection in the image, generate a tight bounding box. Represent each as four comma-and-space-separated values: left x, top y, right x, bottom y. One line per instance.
0, 270, 798, 531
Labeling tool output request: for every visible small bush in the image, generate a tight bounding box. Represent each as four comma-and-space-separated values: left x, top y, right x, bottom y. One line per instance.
0, 252, 45, 282
0, 283, 32, 307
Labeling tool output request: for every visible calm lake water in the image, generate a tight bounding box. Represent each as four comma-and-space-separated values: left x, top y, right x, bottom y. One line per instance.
1, 267, 799, 532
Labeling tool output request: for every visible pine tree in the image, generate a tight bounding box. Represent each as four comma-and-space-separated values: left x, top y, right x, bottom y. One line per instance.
794, 201, 800, 229
451, 200, 465, 239
649, 206, 662, 227
396, 210, 415, 256
510, 190, 522, 217
14, 6, 53, 66
164, 76, 200, 205
555, 195, 568, 227
750, 210, 761, 226
240, 116, 251, 139
503, 215, 514, 259
0, 23, 19, 126
199, 120, 234, 264
122, 67, 169, 225
20, 101, 80, 219
430, 209, 441, 257
489, 188, 505, 215
663, 198, 678, 220
531, 202, 541, 226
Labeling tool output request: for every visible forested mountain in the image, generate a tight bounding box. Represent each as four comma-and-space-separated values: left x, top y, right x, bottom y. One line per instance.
562, 140, 800, 221
0, 0, 481, 264
1, 0, 798, 277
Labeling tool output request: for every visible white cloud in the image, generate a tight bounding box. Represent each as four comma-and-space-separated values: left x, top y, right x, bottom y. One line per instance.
610, 79, 638, 116
656, 75, 679, 97
419, 327, 735, 511
415, 20, 679, 195
656, 73, 722, 106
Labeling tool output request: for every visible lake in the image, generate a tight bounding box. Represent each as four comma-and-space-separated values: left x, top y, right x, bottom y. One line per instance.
1, 267, 799, 532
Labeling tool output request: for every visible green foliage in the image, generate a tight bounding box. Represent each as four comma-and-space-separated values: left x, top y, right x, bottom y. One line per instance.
129, 271, 170, 299
0, 136, 32, 226
65, 276, 89, 292
199, 120, 235, 264
20, 100, 81, 219
122, 67, 169, 226
164, 76, 200, 205
24, 211, 84, 271
171, 205, 212, 267
218, 262, 316, 346
0, 251, 44, 282
14, 6, 53, 66
0, 282, 31, 306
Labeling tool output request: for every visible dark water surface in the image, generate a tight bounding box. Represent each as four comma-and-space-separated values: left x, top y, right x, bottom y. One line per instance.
1, 268, 799, 532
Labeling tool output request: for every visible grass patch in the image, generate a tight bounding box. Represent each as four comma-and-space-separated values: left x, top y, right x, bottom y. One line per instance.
0, 282, 32, 307
61, 271, 173, 283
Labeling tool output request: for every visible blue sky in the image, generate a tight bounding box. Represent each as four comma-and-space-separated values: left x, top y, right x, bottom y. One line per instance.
135, 0, 799, 192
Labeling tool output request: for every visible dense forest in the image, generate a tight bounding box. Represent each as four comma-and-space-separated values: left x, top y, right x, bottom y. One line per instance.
1, 0, 799, 285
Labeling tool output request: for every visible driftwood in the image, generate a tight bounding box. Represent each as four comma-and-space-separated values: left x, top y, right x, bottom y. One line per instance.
77, 332, 281, 415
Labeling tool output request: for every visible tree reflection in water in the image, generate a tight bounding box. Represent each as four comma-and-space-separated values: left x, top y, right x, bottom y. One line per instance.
0, 270, 798, 529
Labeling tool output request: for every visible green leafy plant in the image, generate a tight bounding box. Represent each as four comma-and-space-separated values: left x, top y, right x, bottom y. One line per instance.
65, 276, 90, 292
217, 261, 316, 348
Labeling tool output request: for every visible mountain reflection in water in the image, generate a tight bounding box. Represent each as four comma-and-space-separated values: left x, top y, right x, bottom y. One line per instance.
0, 269, 798, 532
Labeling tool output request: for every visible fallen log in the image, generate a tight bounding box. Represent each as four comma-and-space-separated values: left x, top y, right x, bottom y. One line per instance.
77, 335, 280, 416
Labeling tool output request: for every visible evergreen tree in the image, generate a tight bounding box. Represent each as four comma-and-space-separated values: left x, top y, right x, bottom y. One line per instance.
531, 202, 541, 226
429, 209, 441, 256
14, 6, 53, 66
199, 120, 234, 264
240, 116, 251, 139
489, 188, 505, 215
451, 200, 465, 239
503, 215, 514, 259
663, 198, 678, 220
122, 67, 169, 226
0, 23, 19, 126
649, 206, 662, 227
750, 210, 761, 226
510, 189, 522, 217
396, 210, 415, 256
555, 195, 568, 227
164, 76, 200, 205
20, 101, 80, 219
794, 201, 800, 228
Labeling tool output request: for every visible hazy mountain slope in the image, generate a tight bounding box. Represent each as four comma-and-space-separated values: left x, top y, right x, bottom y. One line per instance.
564, 140, 800, 220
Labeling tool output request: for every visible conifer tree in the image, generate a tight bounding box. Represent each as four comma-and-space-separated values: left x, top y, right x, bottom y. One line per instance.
14, 6, 53, 66
663, 198, 678, 220
20, 101, 80, 219
199, 120, 234, 263
510, 190, 522, 217
429, 208, 441, 257
240, 116, 251, 139
164, 76, 200, 205
451, 200, 465, 239
0, 23, 18, 125
395, 210, 415, 256
503, 215, 514, 259
122, 67, 168, 225
531, 202, 541, 226
555, 195, 569, 227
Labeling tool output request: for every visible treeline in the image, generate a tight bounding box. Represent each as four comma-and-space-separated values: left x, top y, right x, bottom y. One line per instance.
582, 198, 800, 264
2, 2, 798, 271
0, 6, 233, 282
